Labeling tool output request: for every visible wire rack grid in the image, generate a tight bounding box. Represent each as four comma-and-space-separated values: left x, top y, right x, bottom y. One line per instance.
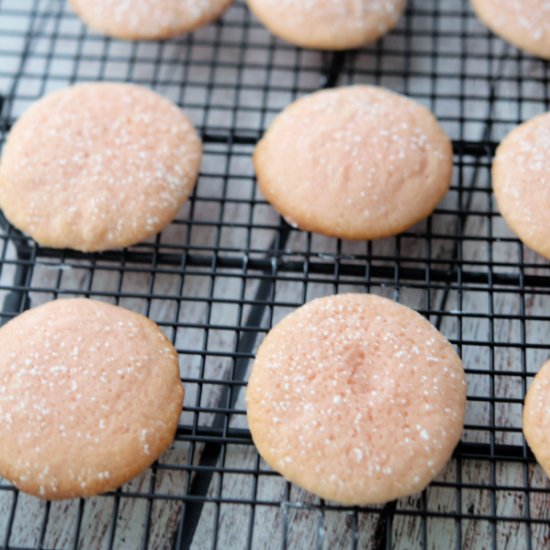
0, 0, 550, 548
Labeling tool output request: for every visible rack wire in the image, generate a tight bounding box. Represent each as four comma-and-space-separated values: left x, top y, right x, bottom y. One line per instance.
1, 0, 550, 548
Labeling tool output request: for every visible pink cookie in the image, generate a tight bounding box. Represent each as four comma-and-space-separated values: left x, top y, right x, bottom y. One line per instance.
254, 86, 453, 240
247, 293, 466, 505
69, 0, 234, 40
0, 299, 183, 499
247, 0, 406, 50
0, 83, 202, 252
472, 0, 550, 59
493, 112, 550, 259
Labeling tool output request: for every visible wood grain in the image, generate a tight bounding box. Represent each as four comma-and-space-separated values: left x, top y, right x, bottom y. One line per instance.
1, 0, 550, 548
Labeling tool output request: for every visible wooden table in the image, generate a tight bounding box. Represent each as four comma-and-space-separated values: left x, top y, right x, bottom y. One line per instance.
1, 0, 549, 548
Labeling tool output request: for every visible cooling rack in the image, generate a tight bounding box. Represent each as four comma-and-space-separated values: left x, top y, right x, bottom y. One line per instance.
1, 0, 550, 548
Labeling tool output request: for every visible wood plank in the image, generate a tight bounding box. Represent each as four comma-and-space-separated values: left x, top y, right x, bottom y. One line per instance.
2, 0, 549, 548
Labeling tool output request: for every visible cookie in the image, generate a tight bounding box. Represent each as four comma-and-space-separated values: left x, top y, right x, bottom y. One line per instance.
246, 293, 466, 505
69, 0, 234, 41
492, 112, 550, 259
471, 0, 550, 59
246, 0, 406, 50
523, 360, 550, 477
253, 85, 453, 240
0, 298, 183, 500
0, 83, 202, 252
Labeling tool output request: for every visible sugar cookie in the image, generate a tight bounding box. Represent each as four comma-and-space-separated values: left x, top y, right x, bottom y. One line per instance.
246, 293, 466, 505
0, 299, 183, 500
524, 360, 550, 477
493, 112, 550, 259
253, 85, 453, 240
69, 0, 234, 41
247, 0, 406, 50
0, 83, 202, 252
471, 0, 550, 59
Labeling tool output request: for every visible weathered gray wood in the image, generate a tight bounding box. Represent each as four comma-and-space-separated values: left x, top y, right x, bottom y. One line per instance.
2, 0, 550, 548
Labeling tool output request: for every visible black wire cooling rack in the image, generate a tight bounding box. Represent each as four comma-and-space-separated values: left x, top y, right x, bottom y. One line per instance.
1, 0, 550, 548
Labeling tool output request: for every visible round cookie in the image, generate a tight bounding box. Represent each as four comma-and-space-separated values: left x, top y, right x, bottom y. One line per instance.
0, 298, 183, 500
246, 293, 467, 505
492, 112, 550, 259
253, 85, 453, 240
471, 0, 550, 60
0, 83, 202, 252
246, 0, 406, 50
524, 360, 550, 477
69, 0, 234, 41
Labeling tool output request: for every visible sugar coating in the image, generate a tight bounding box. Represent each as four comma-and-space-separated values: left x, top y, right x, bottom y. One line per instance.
254, 85, 453, 240
493, 112, 550, 259
246, 294, 466, 505
524, 360, 550, 478
247, 0, 406, 50
69, 0, 234, 40
471, 0, 550, 59
0, 299, 184, 500
0, 83, 202, 252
